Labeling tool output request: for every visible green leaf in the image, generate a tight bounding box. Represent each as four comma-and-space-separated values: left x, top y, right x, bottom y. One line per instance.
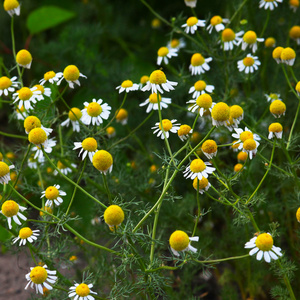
26, 5, 76, 35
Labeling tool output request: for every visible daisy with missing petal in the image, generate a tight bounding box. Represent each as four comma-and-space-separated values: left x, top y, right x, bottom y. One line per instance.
281, 47, 296, 66
232, 127, 261, 150
152, 119, 181, 139
4, 0, 21, 17
13, 227, 40, 246
92, 150, 113, 175
69, 282, 98, 300
73, 137, 98, 162
221, 28, 244, 51
201, 139, 218, 159
211, 102, 230, 127
40, 71, 63, 85
187, 93, 215, 116
259, 0, 283, 10
178, 124, 193, 141
33, 84, 51, 100
169, 230, 199, 257
139, 93, 171, 113
0, 200, 27, 229
16, 50, 32, 69
157, 47, 178, 65
265, 93, 281, 102
13, 86, 41, 110
0, 161, 15, 184
270, 100, 286, 118
237, 54, 261, 74
183, 158, 215, 180
241, 31, 264, 53
181, 16, 205, 34
189, 53, 212, 75
81, 98, 111, 126
268, 122, 283, 139
61, 107, 82, 132
116, 80, 139, 93
207, 15, 229, 34
116, 108, 128, 125
242, 138, 260, 159
57, 65, 87, 89
0, 76, 19, 97
193, 177, 211, 194
142, 70, 178, 94
245, 232, 282, 263
25, 265, 57, 294
41, 184, 67, 207
188, 80, 215, 99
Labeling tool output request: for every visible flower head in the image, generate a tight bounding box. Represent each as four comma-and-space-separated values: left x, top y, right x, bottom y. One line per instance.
296, 207, 300, 222
157, 47, 178, 65
28, 127, 48, 147
211, 102, 230, 127
25, 265, 57, 294
188, 80, 215, 99
73, 137, 98, 162
152, 119, 181, 139
41, 184, 66, 207
237, 54, 261, 74
13, 227, 40, 246
241, 31, 264, 53
167, 38, 186, 50
232, 127, 261, 151
289, 0, 299, 12
116, 80, 139, 93
106, 126, 116, 138
13, 86, 41, 110
177, 124, 193, 141
230, 105, 244, 126
234, 163, 244, 172
268, 122, 283, 139
245, 232, 282, 263
40, 71, 63, 85
221, 28, 244, 51
115, 108, 128, 125
289, 26, 300, 45
181, 16, 205, 34
0, 161, 15, 184
259, 0, 283, 10
169, 230, 199, 256
270, 100, 286, 118
242, 138, 260, 159
187, 93, 215, 116
193, 177, 211, 194
140, 93, 171, 113
69, 282, 97, 300
237, 151, 248, 162
281, 47, 296, 66
201, 139, 218, 159
0, 76, 19, 97
183, 158, 215, 180
189, 53, 212, 75
57, 65, 87, 88
265, 37, 276, 48
104, 205, 125, 228
61, 107, 82, 132
4, 0, 20, 17
272, 46, 284, 64
1, 200, 26, 229
16, 50, 32, 69
92, 150, 113, 175
265, 92, 281, 102
207, 15, 229, 34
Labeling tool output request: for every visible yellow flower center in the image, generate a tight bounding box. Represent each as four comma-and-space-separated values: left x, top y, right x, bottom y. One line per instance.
92, 150, 113, 172
158, 119, 173, 131
169, 230, 189, 251
82, 137, 97, 151
270, 100, 286, 115
140, 75, 149, 84
33, 85, 45, 94
269, 122, 283, 132
243, 57, 255, 67
211, 102, 230, 122
19, 227, 33, 239
281, 47, 296, 60
296, 207, 300, 222
157, 47, 169, 57
16, 50, 32, 66
243, 31, 257, 44
201, 140, 217, 154
1, 200, 19, 217
104, 205, 125, 226
149, 70, 167, 84
121, 80, 133, 88
190, 158, 206, 173
24, 116, 41, 133
265, 37, 276, 48
178, 124, 191, 136
69, 255, 77, 261
4, 0, 19, 11
28, 128, 47, 145
63, 65, 80, 81
240, 131, 253, 142
237, 151, 248, 161
116, 108, 128, 120
269, 93, 278, 100
196, 93, 212, 109
106, 126, 115, 135
68, 107, 82, 121
255, 233, 273, 251
149, 93, 161, 104
39, 206, 53, 216
44, 71, 56, 81
272, 47, 284, 59
170, 39, 180, 48
234, 163, 243, 172
0, 76, 12, 90
75, 283, 90, 296
87, 102, 102, 117
230, 105, 243, 119
290, 26, 300, 39
150, 164, 157, 173
186, 16, 198, 27
18, 87, 33, 101
222, 28, 235, 42
290, 0, 299, 7
232, 140, 240, 149
191, 53, 205, 66
243, 138, 256, 151
0, 161, 10, 177
45, 186, 59, 200
193, 177, 209, 190
30, 266, 48, 284
57, 161, 66, 169
210, 15, 222, 26
194, 80, 206, 91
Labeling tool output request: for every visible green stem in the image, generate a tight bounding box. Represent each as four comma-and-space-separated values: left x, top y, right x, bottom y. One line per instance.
102, 172, 112, 205
277, 260, 296, 300
229, 0, 249, 25
286, 99, 300, 150
192, 179, 201, 237
260, 10, 270, 37
0, 131, 27, 140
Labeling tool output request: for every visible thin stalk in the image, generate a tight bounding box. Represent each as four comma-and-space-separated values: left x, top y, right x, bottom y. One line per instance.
0, 131, 27, 139
102, 172, 112, 205
277, 260, 296, 300
192, 179, 201, 237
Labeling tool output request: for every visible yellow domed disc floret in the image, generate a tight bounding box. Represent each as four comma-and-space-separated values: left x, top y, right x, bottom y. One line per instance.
82, 137, 97, 152
92, 150, 113, 172
210, 15, 222, 26
76, 283, 90, 297
237, 151, 248, 161
44, 71, 56, 81
0, 76, 12, 90
0, 162, 10, 177
211, 102, 230, 122
240, 131, 253, 142
265, 37, 276, 48
140, 75, 149, 84
186, 16, 198, 27
28, 128, 47, 145
194, 80, 206, 91
243, 138, 256, 151
104, 205, 125, 226
149, 70, 167, 84
30, 266, 48, 284
159, 119, 173, 132
281, 47, 296, 61
24, 116, 41, 133
192, 177, 209, 190
234, 163, 243, 172
222, 28, 235, 42
63, 65, 80, 81
121, 80, 133, 88
18, 87, 33, 101
191, 53, 205, 66
269, 122, 283, 133
190, 159, 206, 173
16, 50, 32, 66
169, 230, 189, 251
255, 233, 273, 251
272, 47, 284, 60
45, 186, 59, 200
1, 200, 19, 217
87, 102, 102, 117
243, 31, 257, 44
178, 124, 192, 137
68, 107, 82, 121
243, 56, 254, 67
116, 108, 128, 121
157, 47, 169, 57
196, 93, 212, 109
270, 100, 286, 116
149, 93, 161, 104
202, 140, 217, 154
289, 26, 300, 39
4, 0, 19, 11
230, 105, 243, 119
296, 207, 300, 222
19, 227, 33, 239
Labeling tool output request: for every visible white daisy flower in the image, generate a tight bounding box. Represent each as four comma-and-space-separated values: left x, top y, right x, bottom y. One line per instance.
232, 127, 261, 150
61, 107, 82, 132
0, 76, 19, 97
139, 93, 171, 113
57, 65, 87, 89
259, 0, 283, 10
177, 124, 193, 142
81, 98, 111, 126
181, 16, 206, 34
221, 29, 244, 51
33, 84, 51, 100
237, 54, 261, 74
41, 184, 67, 207
169, 230, 199, 257
152, 119, 181, 139
189, 53, 212, 75
25, 265, 57, 294
241, 31, 264, 53
193, 177, 211, 194
245, 232, 283, 263
187, 93, 215, 116
68, 282, 98, 300
12, 227, 40, 246
116, 80, 139, 93
0, 161, 15, 184
242, 138, 260, 159
39, 71, 63, 85
4, 0, 21, 17
188, 80, 215, 99
167, 38, 186, 50
207, 15, 229, 34
183, 158, 215, 180
0, 200, 27, 229
268, 123, 283, 139
157, 46, 178, 65
73, 137, 98, 162
13, 86, 41, 110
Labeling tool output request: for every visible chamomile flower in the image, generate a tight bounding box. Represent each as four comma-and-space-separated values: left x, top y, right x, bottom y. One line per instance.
259, 0, 283, 10
289, 26, 300, 45
25, 265, 57, 294
92, 150, 113, 175
237, 54, 261, 74
41, 184, 66, 207
181, 16, 205, 34
152, 119, 181, 139
265, 93, 281, 102
157, 47, 178, 65
57, 65, 87, 88
116, 80, 139, 93
0, 161, 15, 184
54, 161, 76, 176
183, 158, 215, 180
104, 205, 124, 229
73, 137, 98, 162
272, 46, 284, 64
4, 0, 20, 17
232, 127, 261, 150
142, 70, 178, 94
169, 230, 199, 256
242, 138, 260, 159
241, 31, 264, 53
28, 127, 49, 148
167, 38, 186, 50
193, 177, 211, 194
184, 0, 197, 7
31, 138, 56, 160
33, 84, 51, 100
1, 200, 27, 229
68, 282, 97, 300
61, 107, 82, 132
289, 0, 299, 12
245, 232, 282, 263
281, 47, 296, 66
187, 93, 215, 116
268, 122, 283, 139
296, 81, 300, 96
13, 86, 41, 110
207, 15, 229, 34
211, 102, 230, 127
201, 139, 218, 159
106, 126, 116, 138
221, 28, 244, 51
189, 53, 212, 75
234, 163, 244, 172
237, 151, 248, 162
116, 108, 128, 125
231, 140, 241, 152
177, 124, 193, 141
0, 76, 19, 97
139, 93, 171, 113
12, 227, 40, 246
188, 80, 215, 99
24, 116, 52, 136
16, 49, 32, 69
265, 37, 276, 48
81, 98, 111, 126
270, 100, 286, 118
139, 75, 149, 89
40, 71, 63, 85
230, 105, 244, 126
